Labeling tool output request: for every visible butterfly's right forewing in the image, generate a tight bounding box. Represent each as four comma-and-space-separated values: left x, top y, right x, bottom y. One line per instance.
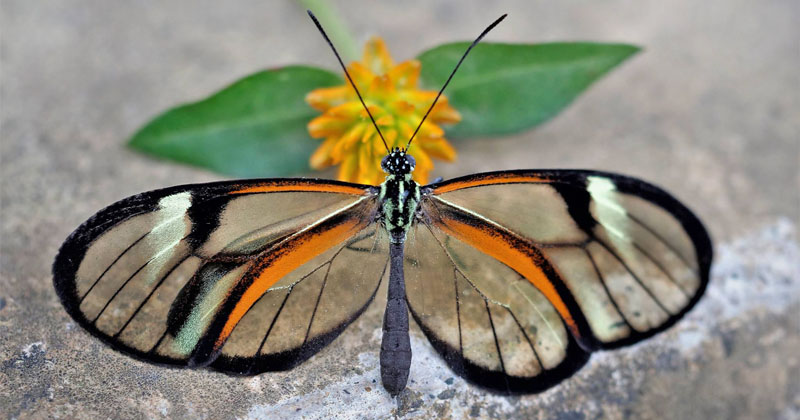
406, 170, 711, 393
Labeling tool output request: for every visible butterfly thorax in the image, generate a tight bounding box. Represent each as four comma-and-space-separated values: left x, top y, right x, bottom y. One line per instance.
379, 149, 420, 243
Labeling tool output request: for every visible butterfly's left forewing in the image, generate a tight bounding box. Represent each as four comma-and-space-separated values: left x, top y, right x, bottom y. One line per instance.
53, 179, 387, 374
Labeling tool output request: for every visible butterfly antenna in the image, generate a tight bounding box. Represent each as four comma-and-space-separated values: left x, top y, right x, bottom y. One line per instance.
307, 10, 390, 153
405, 13, 507, 150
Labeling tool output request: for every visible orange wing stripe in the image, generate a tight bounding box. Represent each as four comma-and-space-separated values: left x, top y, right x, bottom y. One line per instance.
433, 174, 546, 194
432, 205, 582, 341
231, 181, 367, 195
214, 204, 372, 349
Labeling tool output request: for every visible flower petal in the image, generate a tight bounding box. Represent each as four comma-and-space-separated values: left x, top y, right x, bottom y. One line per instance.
358, 141, 372, 173
337, 152, 360, 183
328, 101, 367, 118
358, 143, 384, 185
309, 136, 339, 169
338, 123, 367, 151
305, 86, 352, 111
374, 114, 395, 127
329, 123, 365, 162
389, 60, 420, 89
307, 115, 350, 138
390, 100, 416, 116
419, 136, 457, 161
383, 128, 398, 149
368, 74, 395, 99
348, 62, 376, 90
417, 121, 445, 138
399, 118, 444, 139
397, 119, 414, 140
430, 101, 462, 124
401, 90, 437, 108
362, 37, 394, 75
409, 149, 433, 184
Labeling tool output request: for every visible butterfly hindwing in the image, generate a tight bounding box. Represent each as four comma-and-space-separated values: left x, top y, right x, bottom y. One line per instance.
211, 224, 389, 374
53, 179, 386, 372
404, 220, 590, 393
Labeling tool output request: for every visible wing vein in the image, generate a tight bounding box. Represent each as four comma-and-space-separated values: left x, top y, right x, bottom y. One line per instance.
303, 257, 339, 345
453, 268, 464, 355
582, 247, 633, 330
631, 241, 692, 298
92, 237, 188, 324
594, 198, 697, 274
484, 299, 510, 389
510, 279, 564, 348
148, 330, 169, 354
80, 231, 150, 303
428, 196, 566, 249
595, 210, 692, 298
112, 255, 191, 339
593, 238, 672, 316
505, 307, 544, 368
420, 221, 491, 302
253, 285, 295, 360
627, 211, 697, 272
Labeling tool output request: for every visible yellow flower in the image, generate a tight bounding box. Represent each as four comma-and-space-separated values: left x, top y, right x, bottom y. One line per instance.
306, 37, 461, 185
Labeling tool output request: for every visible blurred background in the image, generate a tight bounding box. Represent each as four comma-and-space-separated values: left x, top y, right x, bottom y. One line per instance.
1, 1, 798, 419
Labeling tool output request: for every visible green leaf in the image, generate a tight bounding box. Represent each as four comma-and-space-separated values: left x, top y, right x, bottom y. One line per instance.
128, 66, 342, 177
417, 42, 640, 138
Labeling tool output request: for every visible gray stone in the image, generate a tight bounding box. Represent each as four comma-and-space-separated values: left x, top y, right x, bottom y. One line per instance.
1, 1, 798, 419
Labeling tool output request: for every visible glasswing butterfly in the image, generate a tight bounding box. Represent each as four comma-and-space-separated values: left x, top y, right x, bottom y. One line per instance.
52, 12, 712, 396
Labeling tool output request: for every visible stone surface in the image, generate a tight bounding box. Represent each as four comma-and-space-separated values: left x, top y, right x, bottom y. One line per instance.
1, 1, 798, 419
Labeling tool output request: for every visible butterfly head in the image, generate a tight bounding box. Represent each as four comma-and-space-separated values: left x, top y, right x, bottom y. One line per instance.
381, 147, 416, 176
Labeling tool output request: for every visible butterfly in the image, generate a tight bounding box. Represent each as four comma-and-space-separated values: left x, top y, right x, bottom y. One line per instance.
52, 12, 712, 396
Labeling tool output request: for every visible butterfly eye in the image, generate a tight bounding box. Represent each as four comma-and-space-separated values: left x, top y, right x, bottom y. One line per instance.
405, 154, 416, 169
380, 154, 391, 173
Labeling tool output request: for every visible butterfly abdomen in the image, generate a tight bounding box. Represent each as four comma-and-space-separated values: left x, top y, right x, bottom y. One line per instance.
380, 242, 412, 395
